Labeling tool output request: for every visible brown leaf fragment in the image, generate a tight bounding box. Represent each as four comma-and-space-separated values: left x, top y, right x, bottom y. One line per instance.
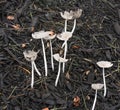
42, 107, 49, 110
73, 96, 80, 107
11, 24, 21, 30
7, 15, 15, 20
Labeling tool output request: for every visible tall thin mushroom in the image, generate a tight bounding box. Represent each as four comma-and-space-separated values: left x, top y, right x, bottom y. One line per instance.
91, 83, 104, 110
32, 31, 51, 76
23, 50, 41, 88
60, 9, 82, 73
71, 9, 82, 33
44, 31, 56, 71
97, 61, 113, 97
53, 53, 68, 86
57, 32, 72, 73
60, 11, 73, 32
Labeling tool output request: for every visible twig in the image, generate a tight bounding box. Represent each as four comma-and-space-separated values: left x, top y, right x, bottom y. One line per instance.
7, 86, 17, 100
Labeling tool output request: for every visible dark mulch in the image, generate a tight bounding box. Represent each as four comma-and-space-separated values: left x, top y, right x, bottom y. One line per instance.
0, 0, 120, 110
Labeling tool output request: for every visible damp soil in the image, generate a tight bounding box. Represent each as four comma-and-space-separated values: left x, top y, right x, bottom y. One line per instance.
0, 0, 120, 110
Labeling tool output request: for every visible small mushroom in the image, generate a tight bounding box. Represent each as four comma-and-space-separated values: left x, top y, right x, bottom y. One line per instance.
71, 9, 82, 33
32, 31, 51, 76
91, 83, 104, 110
60, 9, 82, 33
60, 11, 73, 32
23, 50, 41, 88
44, 31, 56, 71
57, 32, 72, 73
53, 53, 68, 86
97, 61, 113, 97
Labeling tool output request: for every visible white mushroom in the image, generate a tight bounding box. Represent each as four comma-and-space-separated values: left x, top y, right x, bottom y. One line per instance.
60, 9, 82, 33
32, 31, 50, 76
59, 9, 82, 73
44, 31, 56, 71
91, 83, 104, 110
60, 11, 73, 20
23, 50, 41, 88
96, 61, 113, 97
57, 32, 72, 73
71, 9, 82, 33
57, 32, 72, 41
60, 11, 73, 32
53, 53, 68, 86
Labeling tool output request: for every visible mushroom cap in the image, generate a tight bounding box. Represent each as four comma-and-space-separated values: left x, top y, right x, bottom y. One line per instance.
60, 11, 73, 20
57, 32, 72, 41
44, 31, 56, 40
91, 83, 104, 90
53, 53, 68, 63
23, 50, 38, 61
72, 9, 82, 19
32, 31, 50, 39
97, 61, 113, 68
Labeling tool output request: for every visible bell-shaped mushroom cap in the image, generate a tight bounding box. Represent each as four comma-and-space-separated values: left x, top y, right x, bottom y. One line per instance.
72, 9, 82, 19
60, 11, 73, 20
23, 50, 38, 61
91, 83, 104, 90
32, 31, 50, 39
57, 32, 72, 41
53, 53, 68, 63
97, 61, 113, 68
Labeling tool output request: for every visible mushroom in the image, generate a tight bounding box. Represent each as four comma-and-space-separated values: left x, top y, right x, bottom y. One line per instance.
23, 50, 41, 88
57, 32, 72, 73
32, 31, 53, 76
60, 11, 73, 32
59, 9, 82, 73
60, 9, 82, 33
44, 31, 56, 71
53, 53, 68, 86
96, 61, 113, 97
91, 83, 104, 110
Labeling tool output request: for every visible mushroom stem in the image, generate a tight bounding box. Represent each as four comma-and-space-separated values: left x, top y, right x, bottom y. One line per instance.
61, 40, 66, 48
64, 19, 67, 32
50, 40, 54, 71
62, 41, 67, 73
41, 38, 48, 76
55, 62, 61, 86
33, 61, 41, 76
71, 19, 76, 33
92, 89, 97, 110
102, 68, 106, 97
31, 61, 34, 88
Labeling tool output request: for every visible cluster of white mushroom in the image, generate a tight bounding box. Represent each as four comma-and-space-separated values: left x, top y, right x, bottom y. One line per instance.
22, 9, 114, 110
91, 61, 113, 110
23, 9, 82, 88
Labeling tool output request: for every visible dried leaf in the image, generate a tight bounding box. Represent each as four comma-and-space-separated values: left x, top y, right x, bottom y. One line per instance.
85, 70, 90, 75
11, 24, 21, 30
73, 96, 80, 107
21, 43, 26, 48
72, 45, 80, 49
42, 107, 49, 110
65, 72, 70, 79
18, 66, 30, 74
7, 15, 15, 20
